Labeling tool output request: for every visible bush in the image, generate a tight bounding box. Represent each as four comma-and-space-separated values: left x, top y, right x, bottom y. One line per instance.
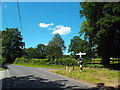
33, 59, 48, 65
14, 57, 79, 66
82, 57, 92, 65
84, 64, 104, 68
14, 57, 28, 64
14, 57, 48, 65
2, 58, 6, 63
57, 58, 77, 66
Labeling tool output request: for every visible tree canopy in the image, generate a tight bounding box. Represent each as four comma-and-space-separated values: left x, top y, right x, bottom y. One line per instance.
79, 2, 120, 65
46, 34, 66, 61
2, 28, 24, 63
68, 36, 91, 59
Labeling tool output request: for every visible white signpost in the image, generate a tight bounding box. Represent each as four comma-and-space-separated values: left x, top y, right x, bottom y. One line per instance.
76, 52, 86, 71
76, 52, 86, 58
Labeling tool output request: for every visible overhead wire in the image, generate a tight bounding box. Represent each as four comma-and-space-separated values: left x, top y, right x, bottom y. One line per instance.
17, 0, 25, 57
17, 0, 23, 34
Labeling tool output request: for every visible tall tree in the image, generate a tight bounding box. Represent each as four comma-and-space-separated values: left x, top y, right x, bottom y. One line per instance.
46, 34, 66, 61
0, 31, 2, 56
80, 2, 120, 65
36, 44, 46, 59
25, 47, 36, 59
2, 28, 24, 63
68, 36, 91, 59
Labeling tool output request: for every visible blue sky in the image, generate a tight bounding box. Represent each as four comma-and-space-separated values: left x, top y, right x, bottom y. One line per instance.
2, 2, 84, 55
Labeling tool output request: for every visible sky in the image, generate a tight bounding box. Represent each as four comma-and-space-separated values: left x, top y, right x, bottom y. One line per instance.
2, 2, 84, 55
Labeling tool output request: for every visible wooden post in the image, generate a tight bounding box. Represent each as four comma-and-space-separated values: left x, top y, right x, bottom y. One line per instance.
72, 66, 74, 70
79, 61, 82, 71
69, 67, 72, 72
66, 66, 68, 71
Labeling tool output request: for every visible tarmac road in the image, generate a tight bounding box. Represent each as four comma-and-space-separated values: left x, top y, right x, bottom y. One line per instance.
1, 64, 95, 90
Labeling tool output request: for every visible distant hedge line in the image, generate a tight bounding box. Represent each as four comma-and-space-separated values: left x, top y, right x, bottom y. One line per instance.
14, 57, 78, 66
2, 57, 105, 68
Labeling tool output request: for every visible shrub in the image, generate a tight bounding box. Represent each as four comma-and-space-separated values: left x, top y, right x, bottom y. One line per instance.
57, 58, 77, 66
84, 64, 104, 68
82, 57, 92, 65
14, 57, 28, 64
2, 58, 6, 63
33, 59, 48, 65
14, 57, 49, 65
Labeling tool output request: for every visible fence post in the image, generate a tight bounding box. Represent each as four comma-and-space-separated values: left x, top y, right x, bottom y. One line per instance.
66, 66, 68, 71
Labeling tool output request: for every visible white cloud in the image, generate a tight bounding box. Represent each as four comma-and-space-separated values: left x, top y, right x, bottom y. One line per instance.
39, 23, 54, 28
52, 25, 71, 35
38, 22, 71, 35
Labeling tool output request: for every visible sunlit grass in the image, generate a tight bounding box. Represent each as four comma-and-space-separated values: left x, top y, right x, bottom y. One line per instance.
52, 66, 119, 87
0, 68, 5, 71
13, 63, 65, 69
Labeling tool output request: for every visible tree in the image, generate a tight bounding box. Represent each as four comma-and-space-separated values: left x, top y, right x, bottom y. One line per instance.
46, 34, 66, 61
80, 2, 120, 65
25, 47, 36, 59
36, 44, 46, 59
0, 31, 2, 56
68, 36, 91, 59
2, 28, 24, 63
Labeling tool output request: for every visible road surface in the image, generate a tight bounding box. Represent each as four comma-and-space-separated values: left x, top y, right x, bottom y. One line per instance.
1, 65, 95, 89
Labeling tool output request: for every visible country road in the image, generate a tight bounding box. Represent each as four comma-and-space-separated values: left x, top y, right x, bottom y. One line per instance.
1, 64, 95, 89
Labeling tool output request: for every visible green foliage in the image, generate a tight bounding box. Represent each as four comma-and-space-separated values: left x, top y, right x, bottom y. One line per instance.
0, 31, 2, 56
14, 57, 78, 66
25, 47, 36, 59
35, 44, 46, 59
14, 57, 48, 65
25, 44, 47, 59
32, 59, 48, 65
57, 58, 77, 66
80, 2, 120, 65
84, 64, 104, 68
14, 57, 27, 64
2, 28, 24, 63
2, 58, 6, 63
82, 57, 92, 65
46, 34, 66, 61
0, 68, 5, 71
68, 36, 91, 59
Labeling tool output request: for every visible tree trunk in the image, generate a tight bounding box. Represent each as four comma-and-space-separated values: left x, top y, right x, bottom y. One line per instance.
51, 56, 54, 61
6, 56, 15, 64
101, 37, 111, 66
102, 56, 110, 66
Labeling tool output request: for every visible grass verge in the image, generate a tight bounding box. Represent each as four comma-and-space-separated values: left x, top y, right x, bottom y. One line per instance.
0, 68, 5, 71
12, 63, 66, 69
51, 66, 119, 87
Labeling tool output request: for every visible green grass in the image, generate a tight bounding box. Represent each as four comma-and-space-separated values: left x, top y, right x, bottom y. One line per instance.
52, 66, 119, 87
13, 63, 66, 69
0, 68, 5, 71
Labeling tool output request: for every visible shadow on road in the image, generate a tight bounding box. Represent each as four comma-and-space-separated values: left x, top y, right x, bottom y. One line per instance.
2, 75, 80, 90
2, 63, 9, 69
2, 75, 120, 90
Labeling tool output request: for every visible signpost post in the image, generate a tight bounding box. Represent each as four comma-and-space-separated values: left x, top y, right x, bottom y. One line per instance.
76, 52, 86, 71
